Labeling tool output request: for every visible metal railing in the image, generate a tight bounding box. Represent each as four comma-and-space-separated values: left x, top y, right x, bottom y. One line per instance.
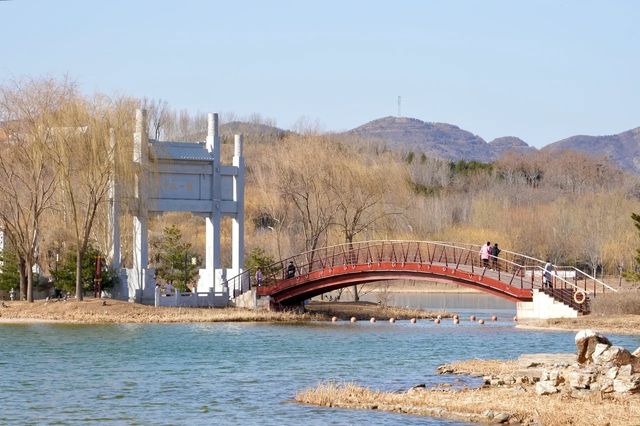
226, 240, 616, 310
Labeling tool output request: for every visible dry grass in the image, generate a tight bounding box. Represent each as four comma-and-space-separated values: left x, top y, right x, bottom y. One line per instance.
519, 314, 640, 336
305, 301, 449, 320
591, 290, 640, 315
296, 380, 640, 425
444, 359, 521, 377
0, 299, 315, 324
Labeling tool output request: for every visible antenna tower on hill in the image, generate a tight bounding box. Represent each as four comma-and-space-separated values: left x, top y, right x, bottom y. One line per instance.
397, 96, 402, 117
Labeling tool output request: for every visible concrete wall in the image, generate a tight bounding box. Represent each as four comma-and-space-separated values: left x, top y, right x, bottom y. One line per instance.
517, 289, 579, 319
154, 287, 229, 308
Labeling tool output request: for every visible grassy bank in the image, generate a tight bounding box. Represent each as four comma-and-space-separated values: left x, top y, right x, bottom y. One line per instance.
296, 357, 640, 425
518, 314, 640, 335
0, 299, 315, 324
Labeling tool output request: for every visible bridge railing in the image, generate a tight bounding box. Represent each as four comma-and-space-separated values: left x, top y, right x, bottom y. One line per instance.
226, 240, 616, 300
438, 242, 617, 296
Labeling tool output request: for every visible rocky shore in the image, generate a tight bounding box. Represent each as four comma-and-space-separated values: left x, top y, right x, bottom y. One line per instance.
296, 330, 640, 425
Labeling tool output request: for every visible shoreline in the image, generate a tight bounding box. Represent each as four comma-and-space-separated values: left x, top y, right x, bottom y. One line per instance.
2, 299, 639, 337
296, 352, 640, 425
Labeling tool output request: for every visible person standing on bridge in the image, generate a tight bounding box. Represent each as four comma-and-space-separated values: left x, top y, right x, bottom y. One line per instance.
287, 261, 296, 279
480, 241, 491, 269
543, 260, 554, 288
491, 243, 501, 270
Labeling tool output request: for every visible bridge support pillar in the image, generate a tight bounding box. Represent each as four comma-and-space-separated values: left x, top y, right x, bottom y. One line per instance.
516, 290, 579, 319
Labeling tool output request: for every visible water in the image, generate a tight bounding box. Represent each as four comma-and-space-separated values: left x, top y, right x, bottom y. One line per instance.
360, 292, 517, 316
1, 321, 639, 425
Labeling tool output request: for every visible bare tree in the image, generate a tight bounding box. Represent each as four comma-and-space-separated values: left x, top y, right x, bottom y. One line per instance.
0, 78, 70, 301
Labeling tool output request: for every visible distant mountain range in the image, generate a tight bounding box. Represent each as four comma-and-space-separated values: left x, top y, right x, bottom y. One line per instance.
346, 116, 640, 174
541, 128, 640, 174
219, 116, 640, 174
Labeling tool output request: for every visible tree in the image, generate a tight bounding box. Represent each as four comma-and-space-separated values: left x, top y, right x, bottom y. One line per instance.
152, 225, 199, 291
329, 148, 400, 301
0, 78, 68, 301
0, 236, 21, 292
623, 212, 640, 284
51, 245, 118, 295
49, 95, 122, 301
274, 136, 340, 267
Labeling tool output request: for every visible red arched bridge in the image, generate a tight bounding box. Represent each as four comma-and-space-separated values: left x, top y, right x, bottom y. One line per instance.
226, 241, 617, 314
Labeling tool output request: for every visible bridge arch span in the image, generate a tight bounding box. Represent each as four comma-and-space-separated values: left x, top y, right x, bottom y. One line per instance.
228, 240, 614, 312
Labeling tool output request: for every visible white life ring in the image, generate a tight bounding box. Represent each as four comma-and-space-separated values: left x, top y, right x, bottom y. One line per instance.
573, 290, 586, 305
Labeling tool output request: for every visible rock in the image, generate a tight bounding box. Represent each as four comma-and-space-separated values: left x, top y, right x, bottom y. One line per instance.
541, 369, 562, 386
437, 364, 454, 374
618, 364, 634, 377
575, 330, 612, 364
568, 371, 593, 389
632, 347, 640, 357
408, 384, 426, 393
613, 374, 640, 394
606, 366, 619, 379
593, 345, 634, 367
493, 413, 511, 423
591, 377, 614, 393
535, 381, 559, 395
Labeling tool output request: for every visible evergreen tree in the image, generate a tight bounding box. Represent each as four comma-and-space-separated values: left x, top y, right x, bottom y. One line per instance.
51, 245, 118, 295
0, 241, 21, 292
153, 225, 199, 292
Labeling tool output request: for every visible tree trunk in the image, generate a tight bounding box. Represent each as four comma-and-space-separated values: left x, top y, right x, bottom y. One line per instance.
75, 249, 84, 301
26, 262, 34, 303
19, 257, 27, 300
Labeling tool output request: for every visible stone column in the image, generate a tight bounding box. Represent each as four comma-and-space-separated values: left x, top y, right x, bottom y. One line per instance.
204, 113, 222, 291
232, 134, 245, 279
107, 128, 121, 270
131, 109, 149, 301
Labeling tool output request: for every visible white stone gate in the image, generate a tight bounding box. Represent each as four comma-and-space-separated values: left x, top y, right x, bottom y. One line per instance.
109, 109, 245, 304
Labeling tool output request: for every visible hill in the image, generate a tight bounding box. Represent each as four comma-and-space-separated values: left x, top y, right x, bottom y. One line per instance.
542, 128, 640, 174
346, 116, 495, 162
220, 121, 289, 142
489, 136, 536, 157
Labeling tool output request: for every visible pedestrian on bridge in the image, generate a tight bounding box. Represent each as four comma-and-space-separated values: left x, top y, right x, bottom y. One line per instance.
255, 268, 263, 287
543, 260, 554, 288
480, 241, 491, 269
491, 243, 501, 270
287, 261, 296, 279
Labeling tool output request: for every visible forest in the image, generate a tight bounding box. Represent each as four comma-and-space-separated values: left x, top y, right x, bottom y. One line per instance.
1, 77, 639, 301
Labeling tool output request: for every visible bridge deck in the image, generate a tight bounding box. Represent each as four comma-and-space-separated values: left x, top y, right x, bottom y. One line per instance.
228, 240, 614, 313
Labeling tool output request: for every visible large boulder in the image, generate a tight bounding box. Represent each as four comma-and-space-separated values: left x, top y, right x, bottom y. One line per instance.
593, 345, 635, 367
613, 374, 640, 394
575, 330, 612, 364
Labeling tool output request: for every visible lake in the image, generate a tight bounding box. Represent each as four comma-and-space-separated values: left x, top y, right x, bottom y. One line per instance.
2, 313, 639, 425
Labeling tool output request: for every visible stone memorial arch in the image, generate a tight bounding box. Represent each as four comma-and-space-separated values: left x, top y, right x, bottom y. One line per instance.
109, 109, 245, 304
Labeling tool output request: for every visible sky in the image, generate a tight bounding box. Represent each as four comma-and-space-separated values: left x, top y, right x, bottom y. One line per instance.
1, 0, 639, 148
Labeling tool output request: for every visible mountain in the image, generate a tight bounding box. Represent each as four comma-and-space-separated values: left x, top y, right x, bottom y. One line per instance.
220, 121, 289, 142
347, 116, 495, 162
542, 128, 640, 174
489, 136, 537, 158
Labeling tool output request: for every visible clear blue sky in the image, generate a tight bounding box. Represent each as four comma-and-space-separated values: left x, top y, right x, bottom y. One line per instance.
1, 0, 638, 147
